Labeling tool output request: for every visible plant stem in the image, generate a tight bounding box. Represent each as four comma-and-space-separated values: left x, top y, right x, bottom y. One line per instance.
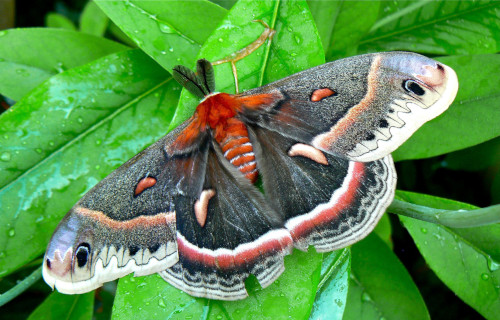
0, 266, 42, 307
388, 200, 500, 228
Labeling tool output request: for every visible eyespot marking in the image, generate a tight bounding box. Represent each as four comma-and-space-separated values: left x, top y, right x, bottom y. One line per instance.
75, 243, 91, 268
148, 243, 160, 254
379, 119, 389, 128
288, 143, 328, 165
311, 88, 336, 102
403, 80, 425, 96
194, 189, 216, 228
135, 177, 157, 196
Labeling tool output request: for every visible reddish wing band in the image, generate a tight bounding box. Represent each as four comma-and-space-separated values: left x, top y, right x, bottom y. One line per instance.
251, 127, 396, 251
162, 142, 292, 300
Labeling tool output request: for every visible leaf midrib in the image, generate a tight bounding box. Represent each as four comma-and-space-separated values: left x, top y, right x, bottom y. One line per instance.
0, 78, 172, 196
360, 2, 498, 45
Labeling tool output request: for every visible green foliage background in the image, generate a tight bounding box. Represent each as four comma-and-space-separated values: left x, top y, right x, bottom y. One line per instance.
0, 0, 499, 319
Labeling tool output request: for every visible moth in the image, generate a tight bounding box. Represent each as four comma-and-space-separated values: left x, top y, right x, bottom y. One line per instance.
42, 46, 458, 300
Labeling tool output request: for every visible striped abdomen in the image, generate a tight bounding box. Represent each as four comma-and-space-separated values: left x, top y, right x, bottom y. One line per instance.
216, 118, 258, 182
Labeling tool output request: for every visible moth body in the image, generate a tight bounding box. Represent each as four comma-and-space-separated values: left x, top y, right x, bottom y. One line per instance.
43, 52, 458, 300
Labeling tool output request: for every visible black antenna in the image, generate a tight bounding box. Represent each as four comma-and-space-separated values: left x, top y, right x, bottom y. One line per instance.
172, 59, 215, 99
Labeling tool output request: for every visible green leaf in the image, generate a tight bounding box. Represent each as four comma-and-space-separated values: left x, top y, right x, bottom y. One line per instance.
169, 0, 325, 129
95, 0, 227, 72
373, 214, 392, 248
27, 291, 94, 320
359, 0, 500, 55
310, 249, 350, 320
393, 54, 500, 161
398, 191, 500, 319
344, 233, 429, 320
113, 250, 322, 320
442, 137, 500, 171
45, 13, 77, 31
309, 0, 380, 61
108, 22, 137, 48
80, 1, 109, 36
0, 28, 127, 101
0, 49, 179, 277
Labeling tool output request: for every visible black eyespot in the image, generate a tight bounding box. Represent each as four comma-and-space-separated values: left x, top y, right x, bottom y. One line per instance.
75, 243, 91, 268
129, 245, 140, 256
365, 132, 376, 141
46, 258, 51, 269
403, 80, 425, 96
148, 243, 160, 254
379, 119, 389, 128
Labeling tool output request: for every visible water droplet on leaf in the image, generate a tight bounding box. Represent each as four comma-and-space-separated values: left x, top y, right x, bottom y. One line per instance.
0, 152, 11, 161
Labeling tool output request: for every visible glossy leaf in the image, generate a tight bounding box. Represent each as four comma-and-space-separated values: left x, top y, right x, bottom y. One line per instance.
398, 191, 500, 319
0, 49, 180, 277
309, 0, 381, 61
0, 28, 127, 101
393, 54, 500, 161
80, 1, 109, 36
442, 137, 500, 171
113, 250, 322, 320
45, 13, 77, 31
27, 291, 94, 320
359, 0, 500, 55
95, 0, 227, 72
310, 249, 350, 320
343, 233, 430, 320
373, 214, 392, 249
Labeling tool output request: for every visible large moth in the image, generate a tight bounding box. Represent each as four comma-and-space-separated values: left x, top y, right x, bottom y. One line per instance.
42, 44, 458, 299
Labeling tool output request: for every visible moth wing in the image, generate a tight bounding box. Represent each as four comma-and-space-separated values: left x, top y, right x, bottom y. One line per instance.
161, 142, 293, 300
250, 126, 396, 251
43, 121, 209, 294
240, 52, 458, 162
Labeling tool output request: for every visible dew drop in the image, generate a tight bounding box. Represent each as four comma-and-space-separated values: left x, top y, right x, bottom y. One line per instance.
216, 315, 222, 320
169, 47, 174, 52
3, 134, 8, 139
158, 298, 166, 308
218, 38, 224, 42
35, 148, 42, 154
361, 292, 372, 302
0, 30, 6, 36
8, 228, 15, 237
95, 165, 101, 170
481, 273, 490, 280
77, 117, 84, 124
55, 62, 65, 73
161, 51, 167, 55
130, 277, 136, 282
487, 259, 500, 271
49, 140, 55, 146
159, 24, 173, 34
0, 152, 11, 161
294, 34, 302, 44
0, 252, 5, 258
420, 228, 428, 234
95, 139, 102, 145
